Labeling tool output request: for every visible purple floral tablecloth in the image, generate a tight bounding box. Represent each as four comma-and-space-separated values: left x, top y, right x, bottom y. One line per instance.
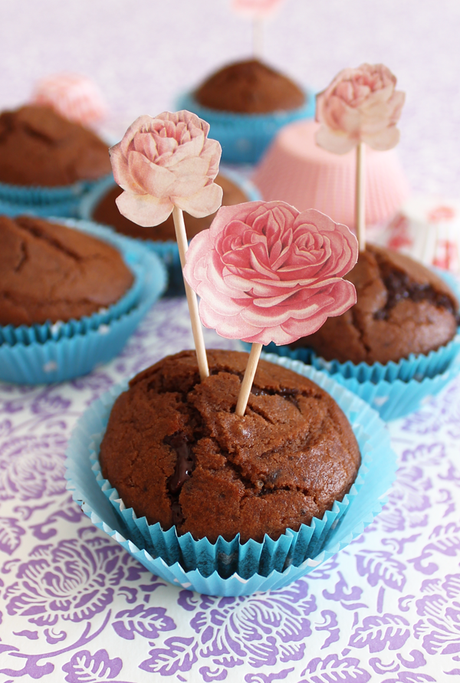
0, 297, 459, 683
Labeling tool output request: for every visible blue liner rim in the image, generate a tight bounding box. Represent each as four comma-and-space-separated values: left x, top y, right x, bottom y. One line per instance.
176, 89, 315, 125
0, 173, 113, 205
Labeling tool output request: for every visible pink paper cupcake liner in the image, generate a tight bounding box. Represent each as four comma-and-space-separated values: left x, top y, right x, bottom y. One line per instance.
252, 120, 410, 229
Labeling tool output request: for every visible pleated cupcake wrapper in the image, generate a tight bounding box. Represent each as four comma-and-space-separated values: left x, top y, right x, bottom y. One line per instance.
176, 91, 315, 165
274, 337, 460, 383
0, 174, 113, 217
0, 220, 167, 384
264, 338, 460, 421
79, 171, 261, 295
328, 357, 460, 422
252, 122, 409, 228
65, 355, 396, 595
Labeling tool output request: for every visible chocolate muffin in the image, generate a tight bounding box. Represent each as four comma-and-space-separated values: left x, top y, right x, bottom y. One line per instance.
99, 349, 361, 543
195, 59, 306, 114
92, 173, 250, 241
297, 244, 459, 365
0, 214, 134, 326
0, 104, 111, 186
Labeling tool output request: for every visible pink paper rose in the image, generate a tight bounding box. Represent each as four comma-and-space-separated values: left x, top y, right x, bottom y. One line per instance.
316, 64, 405, 154
109, 111, 223, 227
232, 0, 284, 17
32, 73, 107, 127
183, 201, 358, 345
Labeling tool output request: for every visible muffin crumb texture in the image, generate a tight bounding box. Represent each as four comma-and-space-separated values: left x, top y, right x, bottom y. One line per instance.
99, 349, 361, 543
0, 215, 133, 326
195, 59, 306, 114
0, 105, 111, 186
299, 245, 459, 364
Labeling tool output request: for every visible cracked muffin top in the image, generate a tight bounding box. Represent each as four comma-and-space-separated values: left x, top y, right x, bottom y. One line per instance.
99, 349, 361, 543
194, 59, 306, 114
295, 244, 459, 365
92, 173, 249, 242
0, 105, 111, 186
0, 215, 134, 326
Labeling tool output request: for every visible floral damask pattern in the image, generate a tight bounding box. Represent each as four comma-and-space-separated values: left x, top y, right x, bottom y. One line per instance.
0, 433, 67, 502
4, 531, 147, 626
0, 299, 459, 681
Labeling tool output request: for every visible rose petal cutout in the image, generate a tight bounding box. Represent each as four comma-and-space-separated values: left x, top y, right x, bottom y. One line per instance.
116, 191, 174, 227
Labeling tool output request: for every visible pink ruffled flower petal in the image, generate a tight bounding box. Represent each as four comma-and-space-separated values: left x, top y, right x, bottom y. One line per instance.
109, 110, 222, 228
315, 63, 405, 153
362, 125, 400, 151
184, 201, 358, 345
116, 191, 174, 227
127, 152, 176, 197
314, 126, 357, 155
174, 182, 223, 218
168, 157, 210, 196
109, 142, 141, 193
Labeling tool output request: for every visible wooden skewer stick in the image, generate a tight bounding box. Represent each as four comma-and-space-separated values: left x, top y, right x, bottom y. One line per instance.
355, 142, 366, 252
252, 18, 263, 60
172, 206, 209, 381
236, 342, 263, 417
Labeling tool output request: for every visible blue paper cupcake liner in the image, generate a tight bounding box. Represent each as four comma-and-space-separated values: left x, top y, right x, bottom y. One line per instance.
65, 354, 396, 596
176, 91, 315, 164
0, 174, 113, 218
0, 219, 167, 384
263, 271, 460, 421
79, 170, 261, 295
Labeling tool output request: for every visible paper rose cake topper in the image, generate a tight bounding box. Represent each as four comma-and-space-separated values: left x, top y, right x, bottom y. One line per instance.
315, 63, 405, 155
315, 63, 405, 253
110, 111, 223, 228
184, 200, 358, 415
32, 73, 108, 127
109, 110, 224, 381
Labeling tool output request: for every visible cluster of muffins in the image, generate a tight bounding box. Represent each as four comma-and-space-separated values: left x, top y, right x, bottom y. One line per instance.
48, 55, 457, 597
0, 101, 169, 384
9, 60, 448, 595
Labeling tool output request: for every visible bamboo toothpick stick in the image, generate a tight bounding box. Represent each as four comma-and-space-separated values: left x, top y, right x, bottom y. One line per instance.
252, 18, 263, 60
355, 142, 366, 252
236, 342, 263, 417
172, 206, 209, 381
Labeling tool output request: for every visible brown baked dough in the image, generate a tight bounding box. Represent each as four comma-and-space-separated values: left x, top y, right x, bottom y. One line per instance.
296, 244, 459, 364
0, 105, 111, 186
0, 215, 133, 326
195, 59, 306, 114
